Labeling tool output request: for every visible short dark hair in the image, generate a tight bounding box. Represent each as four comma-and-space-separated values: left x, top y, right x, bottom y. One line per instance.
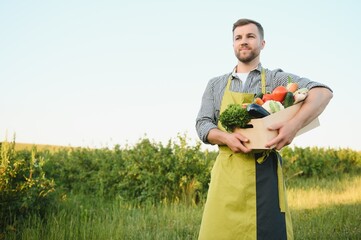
232, 18, 264, 40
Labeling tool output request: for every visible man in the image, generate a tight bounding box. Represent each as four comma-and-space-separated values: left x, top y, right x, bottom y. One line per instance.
195, 19, 333, 240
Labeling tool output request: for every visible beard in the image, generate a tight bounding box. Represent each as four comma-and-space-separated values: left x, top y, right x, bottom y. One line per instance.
235, 48, 260, 63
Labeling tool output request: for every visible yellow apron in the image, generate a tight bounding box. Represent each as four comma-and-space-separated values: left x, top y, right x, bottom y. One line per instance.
198, 70, 294, 240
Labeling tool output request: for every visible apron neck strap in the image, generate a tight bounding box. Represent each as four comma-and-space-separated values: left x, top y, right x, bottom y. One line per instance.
261, 67, 266, 94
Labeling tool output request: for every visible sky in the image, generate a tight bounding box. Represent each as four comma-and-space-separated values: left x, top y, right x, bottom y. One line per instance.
1, 0, 360, 151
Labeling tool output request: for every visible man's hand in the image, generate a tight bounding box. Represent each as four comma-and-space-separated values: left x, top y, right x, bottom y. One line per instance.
265, 120, 299, 150
265, 87, 333, 150
207, 128, 252, 153
225, 132, 252, 153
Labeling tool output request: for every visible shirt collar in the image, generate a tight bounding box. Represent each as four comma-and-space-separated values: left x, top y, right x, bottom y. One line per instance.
231, 63, 263, 78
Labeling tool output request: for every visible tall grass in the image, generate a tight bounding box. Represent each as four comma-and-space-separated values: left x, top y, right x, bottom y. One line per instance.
288, 176, 361, 239
287, 175, 361, 209
4, 176, 361, 240
292, 203, 361, 239
5, 196, 202, 240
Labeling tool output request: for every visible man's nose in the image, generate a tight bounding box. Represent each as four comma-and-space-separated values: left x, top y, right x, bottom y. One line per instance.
240, 40, 248, 46
240, 38, 248, 45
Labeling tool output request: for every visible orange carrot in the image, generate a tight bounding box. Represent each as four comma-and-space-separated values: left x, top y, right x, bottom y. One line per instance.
254, 97, 264, 106
287, 76, 299, 93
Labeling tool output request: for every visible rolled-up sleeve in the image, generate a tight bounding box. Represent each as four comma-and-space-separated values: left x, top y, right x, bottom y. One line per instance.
271, 70, 333, 93
195, 80, 219, 144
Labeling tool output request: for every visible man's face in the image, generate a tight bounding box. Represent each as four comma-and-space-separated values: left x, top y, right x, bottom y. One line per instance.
233, 24, 265, 63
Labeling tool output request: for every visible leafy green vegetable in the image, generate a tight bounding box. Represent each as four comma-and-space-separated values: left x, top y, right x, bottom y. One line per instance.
219, 104, 251, 132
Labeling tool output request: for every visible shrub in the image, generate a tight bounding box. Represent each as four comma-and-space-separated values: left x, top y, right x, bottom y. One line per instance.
0, 140, 56, 231
281, 146, 361, 179
44, 135, 216, 205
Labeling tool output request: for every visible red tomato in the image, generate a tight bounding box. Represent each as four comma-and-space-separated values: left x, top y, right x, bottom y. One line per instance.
262, 94, 273, 102
272, 86, 288, 102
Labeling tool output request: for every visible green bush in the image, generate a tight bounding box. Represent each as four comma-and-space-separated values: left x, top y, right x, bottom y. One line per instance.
0, 140, 56, 231
281, 146, 361, 179
44, 135, 216, 205
44, 146, 124, 198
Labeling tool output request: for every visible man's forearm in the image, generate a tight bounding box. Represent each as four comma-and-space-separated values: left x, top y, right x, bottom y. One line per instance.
207, 128, 230, 145
292, 87, 333, 130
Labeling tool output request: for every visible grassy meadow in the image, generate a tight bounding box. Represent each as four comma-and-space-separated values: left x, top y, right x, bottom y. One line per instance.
2, 139, 361, 239
4, 176, 361, 240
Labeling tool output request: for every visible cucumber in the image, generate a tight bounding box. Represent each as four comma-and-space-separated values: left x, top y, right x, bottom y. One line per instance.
254, 92, 264, 99
283, 92, 295, 108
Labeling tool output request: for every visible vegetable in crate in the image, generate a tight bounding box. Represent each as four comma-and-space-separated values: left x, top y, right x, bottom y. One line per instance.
294, 88, 309, 104
247, 103, 270, 118
286, 76, 299, 93
254, 92, 264, 99
219, 104, 251, 132
262, 100, 284, 113
262, 93, 273, 102
282, 92, 295, 108
253, 97, 264, 106
271, 86, 288, 102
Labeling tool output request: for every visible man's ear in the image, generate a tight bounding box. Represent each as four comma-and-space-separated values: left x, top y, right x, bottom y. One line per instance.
261, 40, 266, 49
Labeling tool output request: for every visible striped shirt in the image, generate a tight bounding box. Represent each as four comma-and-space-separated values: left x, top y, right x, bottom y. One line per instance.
195, 63, 333, 144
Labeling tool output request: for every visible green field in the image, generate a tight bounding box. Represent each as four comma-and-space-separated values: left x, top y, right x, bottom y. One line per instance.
3, 176, 361, 240
1, 139, 361, 239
